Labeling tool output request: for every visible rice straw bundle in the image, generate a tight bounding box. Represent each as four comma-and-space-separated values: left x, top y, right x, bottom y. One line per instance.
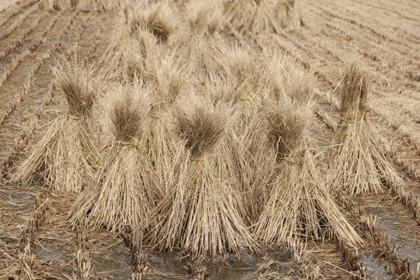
100, 32, 158, 83
327, 63, 404, 195
123, 3, 175, 44
148, 96, 257, 256
120, 35, 158, 83
254, 103, 362, 246
101, 6, 165, 82
147, 51, 187, 111
143, 55, 188, 189
223, 0, 306, 33
264, 53, 315, 105
13, 63, 100, 193
171, 1, 230, 82
223, 0, 280, 34
232, 113, 278, 223
275, 0, 307, 30
222, 48, 285, 222
68, 84, 158, 232
222, 46, 264, 107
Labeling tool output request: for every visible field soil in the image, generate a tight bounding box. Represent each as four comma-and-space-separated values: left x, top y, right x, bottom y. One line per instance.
0, 0, 419, 279
0, 0, 20, 11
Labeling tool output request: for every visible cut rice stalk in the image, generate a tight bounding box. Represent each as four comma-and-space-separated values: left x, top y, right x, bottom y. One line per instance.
327, 62, 404, 195
223, 0, 306, 34
148, 97, 257, 256
255, 103, 362, 247
170, 1, 230, 82
68, 84, 158, 232
13, 62, 100, 193
125, 3, 175, 43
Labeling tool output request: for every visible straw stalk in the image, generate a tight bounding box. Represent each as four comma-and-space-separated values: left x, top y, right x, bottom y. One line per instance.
255, 103, 362, 246
149, 96, 257, 256
13, 63, 100, 193
69, 84, 158, 232
327, 62, 404, 195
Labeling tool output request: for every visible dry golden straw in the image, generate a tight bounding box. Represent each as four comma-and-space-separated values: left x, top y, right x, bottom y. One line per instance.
170, 1, 230, 82
68, 84, 159, 232
254, 103, 362, 246
327, 62, 405, 195
124, 3, 175, 43
223, 0, 306, 34
13, 62, 100, 193
148, 96, 257, 257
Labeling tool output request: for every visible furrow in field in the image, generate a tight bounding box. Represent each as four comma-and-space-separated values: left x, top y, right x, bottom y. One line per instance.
33, 194, 131, 279
308, 1, 420, 62
0, 10, 74, 109
0, 12, 64, 128
307, 5, 420, 66
3, 188, 52, 279
0, 11, 83, 177
0, 0, 39, 28
305, 242, 355, 279
0, 9, 115, 277
338, 0, 420, 44
278, 24, 420, 151
336, 193, 418, 279
0, 3, 38, 42
0, 11, 46, 61
307, 8, 420, 94
0, 6, 43, 42
0, 184, 37, 275
355, 196, 420, 276
350, 0, 420, 32
354, 0, 420, 26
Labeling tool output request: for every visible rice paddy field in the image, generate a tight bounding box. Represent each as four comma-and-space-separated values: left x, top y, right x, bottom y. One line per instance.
0, 0, 419, 279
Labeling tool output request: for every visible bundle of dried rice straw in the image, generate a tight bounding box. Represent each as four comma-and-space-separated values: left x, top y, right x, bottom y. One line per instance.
327, 62, 404, 195
123, 3, 175, 44
223, 0, 306, 34
170, 1, 230, 82
13, 62, 100, 193
254, 103, 362, 247
148, 95, 257, 256
68, 84, 159, 232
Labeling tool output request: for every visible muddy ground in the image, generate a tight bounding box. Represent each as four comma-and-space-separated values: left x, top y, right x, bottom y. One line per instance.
0, 0, 419, 279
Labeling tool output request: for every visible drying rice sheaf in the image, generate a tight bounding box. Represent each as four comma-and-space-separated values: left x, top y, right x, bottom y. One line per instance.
144, 56, 187, 191
100, 31, 159, 84
224, 51, 316, 222
123, 3, 175, 44
171, 1, 230, 82
121, 35, 158, 83
254, 103, 362, 246
13, 62, 100, 193
68, 84, 159, 233
327, 62, 405, 195
265, 53, 315, 106
148, 96, 257, 257
223, 0, 306, 34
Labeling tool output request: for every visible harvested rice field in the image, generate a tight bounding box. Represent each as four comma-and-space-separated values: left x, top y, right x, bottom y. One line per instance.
0, 0, 419, 279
